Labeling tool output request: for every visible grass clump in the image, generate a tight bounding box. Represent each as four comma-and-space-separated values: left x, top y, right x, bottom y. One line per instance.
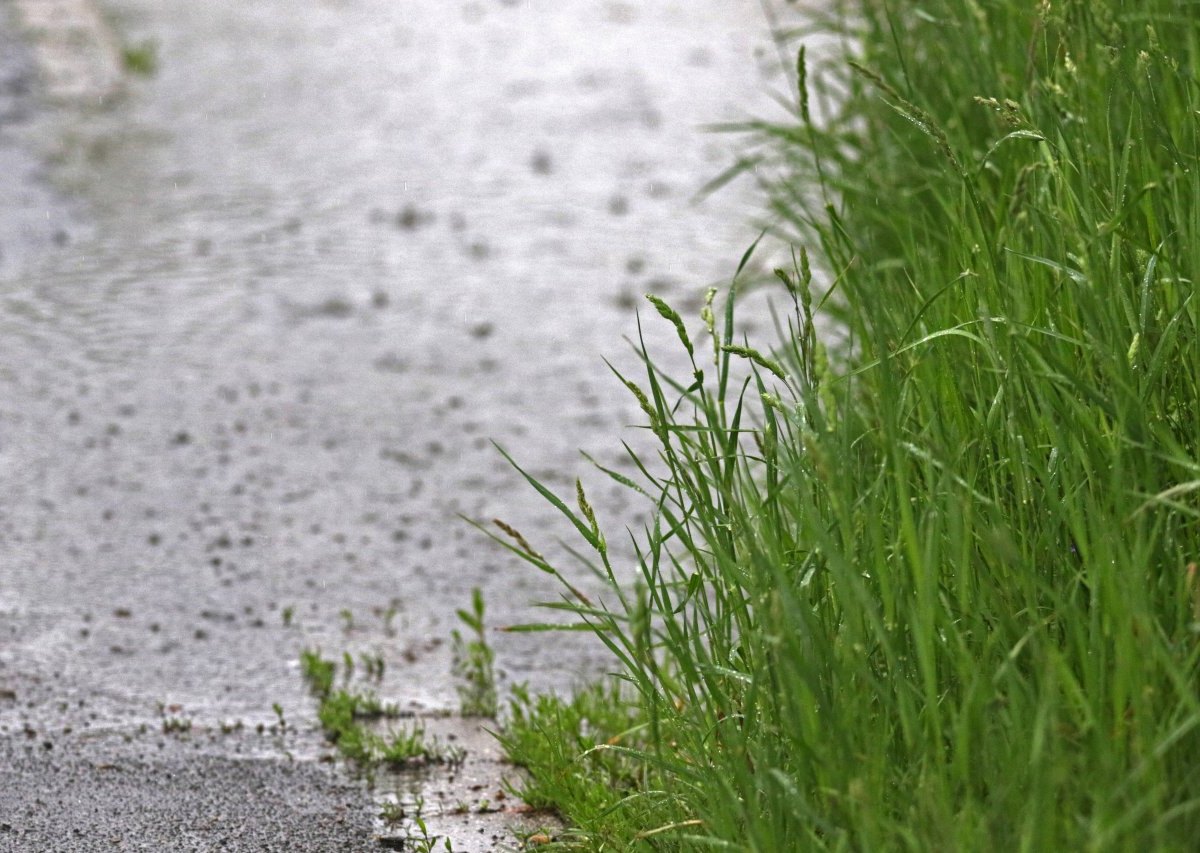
495, 1, 1200, 849
299, 648, 336, 697
120, 40, 158, 76
300, 650, 463, 769
497, 682, 658, 847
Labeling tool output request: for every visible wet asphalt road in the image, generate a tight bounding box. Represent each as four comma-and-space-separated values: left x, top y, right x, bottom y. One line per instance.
0, 4, 86, 280
0, 1, 789, 848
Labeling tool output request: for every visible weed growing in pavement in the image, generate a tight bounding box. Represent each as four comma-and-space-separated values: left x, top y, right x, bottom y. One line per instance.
377, 794, 458, 853
360, 650, 387, 681
379, 602, 400, 637
159, 715, 192, 735
120, 40, 158, 76
156, 702, 193, 736
450, 587, 497, 717
405, 820, 453, 853
378, 797, 408, 826
377, 723, 463, 767
299, 648, 335, 697
300, 649, 463, 769
490, 1, 1200, 848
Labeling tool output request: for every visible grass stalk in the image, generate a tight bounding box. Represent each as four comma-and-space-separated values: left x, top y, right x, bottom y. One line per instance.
494, 1, 1200, 849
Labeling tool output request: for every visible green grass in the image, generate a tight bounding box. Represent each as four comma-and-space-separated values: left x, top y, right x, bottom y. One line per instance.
452, 587, 499, 717
493, 1, 1200, 849
300, 649, 463, 769
120, 40, 158, 76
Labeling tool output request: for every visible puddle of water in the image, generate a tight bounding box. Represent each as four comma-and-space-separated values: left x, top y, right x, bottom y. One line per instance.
0, 4, 92, 280
1, 0, 788, 710
362, 716, 554, 851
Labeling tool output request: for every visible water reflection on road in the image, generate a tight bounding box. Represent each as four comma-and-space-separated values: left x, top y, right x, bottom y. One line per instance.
0, 0, 782, 732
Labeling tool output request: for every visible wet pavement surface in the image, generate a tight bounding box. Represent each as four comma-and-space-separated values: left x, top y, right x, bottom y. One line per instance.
0, 2, 89, 279
0, 0, 789, 848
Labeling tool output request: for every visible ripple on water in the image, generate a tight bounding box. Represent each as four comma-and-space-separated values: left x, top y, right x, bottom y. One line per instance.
0, 0, 785, 739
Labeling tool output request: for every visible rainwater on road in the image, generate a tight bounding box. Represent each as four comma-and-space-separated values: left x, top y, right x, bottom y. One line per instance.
0, 1, 790, 848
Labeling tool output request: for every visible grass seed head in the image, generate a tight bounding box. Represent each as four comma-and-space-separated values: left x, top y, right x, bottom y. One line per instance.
493, 518, 545, 562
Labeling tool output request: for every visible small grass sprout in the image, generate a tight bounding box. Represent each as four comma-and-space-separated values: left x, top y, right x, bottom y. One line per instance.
160, 716, 191, 735
299, 648, 335, 698
451, 587, 497, 717
120, 40, 158, 76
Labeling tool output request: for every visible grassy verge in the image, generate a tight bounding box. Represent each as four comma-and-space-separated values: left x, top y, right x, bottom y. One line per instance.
492, 1, 1200, 849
